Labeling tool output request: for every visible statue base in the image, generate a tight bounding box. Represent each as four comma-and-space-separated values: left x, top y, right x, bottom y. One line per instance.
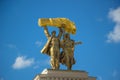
34, 69, 96, 80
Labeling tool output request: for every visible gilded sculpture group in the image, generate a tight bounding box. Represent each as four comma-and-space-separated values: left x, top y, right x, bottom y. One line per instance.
39, 18, 82, 70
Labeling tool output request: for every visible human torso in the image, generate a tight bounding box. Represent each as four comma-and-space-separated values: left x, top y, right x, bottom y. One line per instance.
62, 39, 74, 56
50, 36, 60, 48
64, 39, 74, 48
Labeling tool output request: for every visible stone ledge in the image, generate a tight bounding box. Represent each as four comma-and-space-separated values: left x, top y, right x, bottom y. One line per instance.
41, 69, 88, 78
34, 69, 96, 80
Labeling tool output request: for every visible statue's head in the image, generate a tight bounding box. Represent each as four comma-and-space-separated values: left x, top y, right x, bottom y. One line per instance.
52, 31, 56, 36
65, 33, 70, 39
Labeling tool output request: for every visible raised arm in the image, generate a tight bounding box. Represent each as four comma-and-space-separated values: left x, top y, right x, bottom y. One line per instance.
44, 26, 50, 39
57, 28, 63, 39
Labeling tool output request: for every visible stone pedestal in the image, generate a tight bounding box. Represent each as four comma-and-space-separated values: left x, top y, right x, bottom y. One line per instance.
34, 69, 96, 80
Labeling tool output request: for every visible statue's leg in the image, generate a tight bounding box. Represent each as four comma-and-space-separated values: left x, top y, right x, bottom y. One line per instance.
50, 48, 56, 69
67, 61, 71, 70
55, 49, 60, 70
66, 55, 71, 70
68, 51, 73, 70
50, 58, 55, 69
69, 58, 72, 70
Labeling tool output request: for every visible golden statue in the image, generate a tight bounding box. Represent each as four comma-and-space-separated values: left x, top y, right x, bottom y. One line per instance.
60, 33, 82, 70
38, 18, 81, 70
41, 26, 63, 70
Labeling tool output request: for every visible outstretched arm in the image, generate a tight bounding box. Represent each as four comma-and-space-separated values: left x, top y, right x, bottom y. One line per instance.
57, 28, 63, 39
44, 26, 50, 39
74, 41, 82, 45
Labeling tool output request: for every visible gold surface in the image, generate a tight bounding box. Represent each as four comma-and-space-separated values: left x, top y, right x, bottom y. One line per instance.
38, 18, 76, 34
38, 18, 81, 70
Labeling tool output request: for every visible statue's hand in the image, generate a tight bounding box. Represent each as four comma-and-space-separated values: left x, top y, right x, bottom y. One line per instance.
59, 27, 64, 33
61, 24, 65, 28
43, 26, 48, 30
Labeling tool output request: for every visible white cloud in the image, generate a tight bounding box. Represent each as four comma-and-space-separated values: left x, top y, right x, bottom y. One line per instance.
12, 56, 34, 69
107, 7, 120, 43
35, 40, 42, 47
107, 24, 120, 43
109, 7, 120, 23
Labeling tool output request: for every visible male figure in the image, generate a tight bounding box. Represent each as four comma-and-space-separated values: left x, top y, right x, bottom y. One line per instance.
60, 33, 82, 70
41, 26, 62, 70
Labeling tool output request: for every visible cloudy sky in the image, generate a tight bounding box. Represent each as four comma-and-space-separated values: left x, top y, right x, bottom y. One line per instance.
0, 0, 120, 80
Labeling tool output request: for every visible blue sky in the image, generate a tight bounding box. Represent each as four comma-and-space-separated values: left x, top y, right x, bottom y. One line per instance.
0, 0, 120, 80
